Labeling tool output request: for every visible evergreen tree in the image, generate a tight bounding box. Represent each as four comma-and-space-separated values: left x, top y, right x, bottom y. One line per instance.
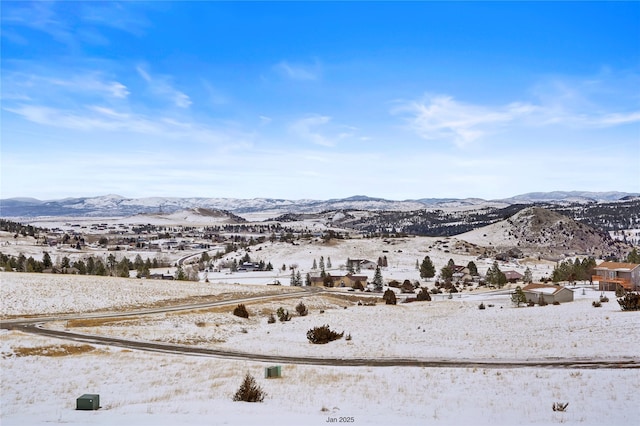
117, 258, 130, 278
420, 256, 436, 280
523, 267, 533, 284
175, 266, 187, 281
440, 264, 454, 283
627, 248, 640, 264
94, 259, 107, 276
511, 286, 527, 307
295, 271, 302, 286
486, 261, 507, 288
74, 260, 87, 275
312, 259, 317, 270
42, 252, 52, 269
327, 257, 332, 268
107, 254, 117, 273
319, 256, 325, 270
372, 266, 384, 291
467, 261, 478, 276
383, 289, 397, 305
86, 257, 96, 275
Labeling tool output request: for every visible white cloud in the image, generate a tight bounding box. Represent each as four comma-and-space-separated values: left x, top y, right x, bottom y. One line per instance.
274, 61, 319, 81
394, 88, 640, 147
136, 65, 192, 108
290, 115, 333, 146
259, 115, 272, 126
4, 103, 249, 148
393, 95, 534, 147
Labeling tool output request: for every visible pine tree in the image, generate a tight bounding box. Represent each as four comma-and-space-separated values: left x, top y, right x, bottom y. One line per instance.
627, 248, 640, 264
523, 267, 533, 284
327, 257, 332, 268
312, 259, 317, 270
319, 256, 325, 270
420, 256, 436, 280
467, 261, 478, 276
42, 252, 52, 269
511, 286, 527, 307
486, 262, 507, 288
373, 266, 384, 291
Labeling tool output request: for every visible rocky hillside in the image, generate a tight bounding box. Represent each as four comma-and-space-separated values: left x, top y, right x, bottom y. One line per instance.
458, 207, 628, 259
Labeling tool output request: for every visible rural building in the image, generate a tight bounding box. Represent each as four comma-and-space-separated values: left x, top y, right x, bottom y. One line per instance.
452, 265, 473, 282
592, 262, 640, 291
346, 259, 377, 270
522, 283, 574, 304
503, 270, 524, 283
309, 273, 368, 288
237, 262, 260, 272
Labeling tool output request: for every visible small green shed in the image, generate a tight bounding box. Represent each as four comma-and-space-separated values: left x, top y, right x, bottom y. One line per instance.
264, 365, 282, 378
76, 394, 100, 410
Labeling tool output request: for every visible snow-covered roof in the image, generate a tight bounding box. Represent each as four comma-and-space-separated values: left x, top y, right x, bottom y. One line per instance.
522, 283, 572, 295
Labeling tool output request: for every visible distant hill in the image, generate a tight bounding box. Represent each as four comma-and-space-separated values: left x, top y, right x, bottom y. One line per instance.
458, 207, 627, 259
1, 191, 637, 217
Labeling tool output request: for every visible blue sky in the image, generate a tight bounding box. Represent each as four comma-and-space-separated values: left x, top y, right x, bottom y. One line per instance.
2, 1, 639, 201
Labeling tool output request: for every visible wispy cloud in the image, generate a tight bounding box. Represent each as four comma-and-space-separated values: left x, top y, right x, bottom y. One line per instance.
289, 115, 334, 146
136, 66, 192, 108
1, 70, 129, 104
393, 95, 535, 146
1, 2, 151, 47
274, 61, 320, 81
394, 75, 640, 147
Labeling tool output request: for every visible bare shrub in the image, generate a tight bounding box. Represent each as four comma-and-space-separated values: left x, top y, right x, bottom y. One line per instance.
416, 287, 431, 301
307, 324, 344, 344
232, 373, 265, 402
267, 313, 276, 324
552, 402, 569, 412
233, 304, 249, 318
276, 307, 291, 322
592, 300, 602, 308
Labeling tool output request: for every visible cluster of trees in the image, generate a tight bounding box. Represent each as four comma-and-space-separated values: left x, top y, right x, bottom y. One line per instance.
0, 251, 169, 278
0, 219, 46, 237
418, 256, 479, 283
551, 258, 596, 283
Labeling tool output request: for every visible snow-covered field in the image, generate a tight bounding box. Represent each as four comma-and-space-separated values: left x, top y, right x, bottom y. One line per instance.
1, 272, 638, 425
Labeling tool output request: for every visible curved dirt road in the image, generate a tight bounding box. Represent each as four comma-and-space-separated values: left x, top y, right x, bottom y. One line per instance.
2, 289, 638, 370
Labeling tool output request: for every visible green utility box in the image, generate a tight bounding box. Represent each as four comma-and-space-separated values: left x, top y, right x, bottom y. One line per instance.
76, 394, 100, 410
264, 365, 282, 378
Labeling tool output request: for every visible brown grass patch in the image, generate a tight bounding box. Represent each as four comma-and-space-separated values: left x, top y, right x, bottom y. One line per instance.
66, 316, 141, 328
8, 344, 95, 358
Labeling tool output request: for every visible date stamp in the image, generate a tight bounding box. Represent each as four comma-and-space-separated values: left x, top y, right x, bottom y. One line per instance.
326, 416, 355, 423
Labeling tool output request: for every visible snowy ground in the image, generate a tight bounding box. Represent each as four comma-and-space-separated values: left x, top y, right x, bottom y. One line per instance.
1, 273, 638, 425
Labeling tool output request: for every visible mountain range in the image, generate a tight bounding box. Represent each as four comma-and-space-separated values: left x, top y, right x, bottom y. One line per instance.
1, 191, 637, 218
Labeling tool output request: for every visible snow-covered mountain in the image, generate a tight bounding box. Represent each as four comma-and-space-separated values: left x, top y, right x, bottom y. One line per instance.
0, 192, 637, 218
